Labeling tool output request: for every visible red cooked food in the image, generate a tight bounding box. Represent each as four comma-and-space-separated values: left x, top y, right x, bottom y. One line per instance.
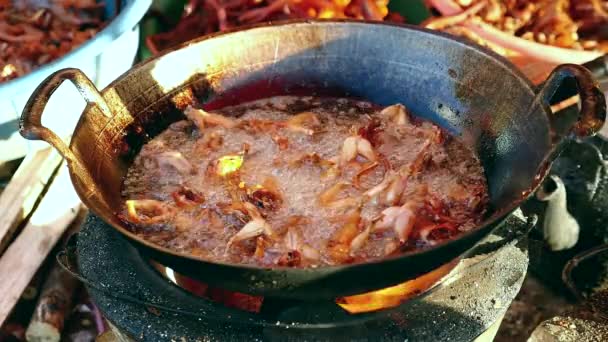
0, 0, 107, 83
146, 0, 405, 54
425, 0, 608, 54
121, 96, 489, 267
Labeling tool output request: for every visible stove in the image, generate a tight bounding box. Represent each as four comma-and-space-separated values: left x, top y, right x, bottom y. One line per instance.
68, 209, 533, 342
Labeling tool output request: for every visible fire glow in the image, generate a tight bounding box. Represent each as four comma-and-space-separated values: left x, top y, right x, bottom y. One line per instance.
152, 260, 457, 314
336, 260, 457, 313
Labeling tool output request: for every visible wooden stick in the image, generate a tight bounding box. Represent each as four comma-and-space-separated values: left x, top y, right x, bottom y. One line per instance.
24, 207, 87, 342
0, 164, 82, 327
0, 250, 57, 340
24, 262, 81, 342
24, 270, 79, 342
0, 148, 63, 254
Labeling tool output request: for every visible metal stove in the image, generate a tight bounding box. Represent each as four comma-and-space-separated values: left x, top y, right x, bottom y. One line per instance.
67, 210, 533, 342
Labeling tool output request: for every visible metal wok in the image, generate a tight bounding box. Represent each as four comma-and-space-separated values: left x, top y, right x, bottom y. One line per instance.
19, 20, 605, 300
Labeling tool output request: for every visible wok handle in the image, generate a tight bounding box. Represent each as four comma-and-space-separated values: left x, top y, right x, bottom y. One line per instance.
536, 64, 606, 142
19, 68, 112, 167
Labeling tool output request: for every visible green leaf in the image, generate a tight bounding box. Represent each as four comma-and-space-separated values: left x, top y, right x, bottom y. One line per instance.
151, 0, 189, 26
389, 0, 431, 25
138, 17, 160, 61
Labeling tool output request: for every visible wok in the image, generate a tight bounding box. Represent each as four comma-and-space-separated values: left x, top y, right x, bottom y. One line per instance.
19, 20, 605, 300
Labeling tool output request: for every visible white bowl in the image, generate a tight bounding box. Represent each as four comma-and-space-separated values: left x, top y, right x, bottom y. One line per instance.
0, 0, 151, 163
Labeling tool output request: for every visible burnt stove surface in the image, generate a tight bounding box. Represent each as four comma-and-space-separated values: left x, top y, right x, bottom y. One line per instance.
75, 212, 531, 342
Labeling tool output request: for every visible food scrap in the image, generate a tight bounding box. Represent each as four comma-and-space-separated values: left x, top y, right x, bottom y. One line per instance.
424, 0, 608, 58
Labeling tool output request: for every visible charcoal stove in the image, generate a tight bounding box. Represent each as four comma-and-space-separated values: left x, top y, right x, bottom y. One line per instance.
66, 209, 533, 342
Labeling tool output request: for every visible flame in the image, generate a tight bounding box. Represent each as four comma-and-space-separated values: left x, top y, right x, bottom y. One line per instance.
151, 260, 458, 315
125, 200, 138, 219
337, 261, 458, 314
1, 64, 16, 78
151, 261, 263, 313
217, 154, 244, 176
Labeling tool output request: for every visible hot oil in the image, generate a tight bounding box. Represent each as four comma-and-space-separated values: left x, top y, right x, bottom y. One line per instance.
122, 96, 488, 267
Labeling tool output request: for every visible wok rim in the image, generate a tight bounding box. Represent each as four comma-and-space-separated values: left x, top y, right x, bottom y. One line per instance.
82, 19, 546, 276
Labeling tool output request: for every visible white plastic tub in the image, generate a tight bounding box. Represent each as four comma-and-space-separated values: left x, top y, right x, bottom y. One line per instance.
0, 0, 151, 162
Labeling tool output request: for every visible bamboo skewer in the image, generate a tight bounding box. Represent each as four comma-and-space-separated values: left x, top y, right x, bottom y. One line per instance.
0, 148, 63, 254
0, 163, 83, 326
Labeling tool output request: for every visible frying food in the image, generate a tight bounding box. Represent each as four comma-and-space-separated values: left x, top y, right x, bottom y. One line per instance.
0, 0, 107, 83
121, 96, 489, 268
424, 0, 608, 58
146, 0, 405, 53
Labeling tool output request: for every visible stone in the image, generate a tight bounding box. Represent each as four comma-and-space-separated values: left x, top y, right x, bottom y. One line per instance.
528, 316, 608, 342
